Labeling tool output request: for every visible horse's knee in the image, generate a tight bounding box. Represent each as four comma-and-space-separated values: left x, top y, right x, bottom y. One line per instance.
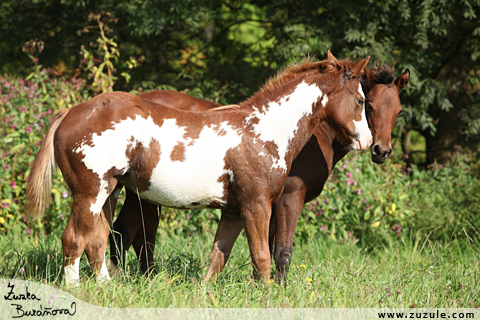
86, 237, 107, 256
61, 227, 85, 259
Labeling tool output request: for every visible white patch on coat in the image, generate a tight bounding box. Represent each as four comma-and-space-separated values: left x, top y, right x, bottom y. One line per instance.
64, 257, 81, 286
352, 83, 373, 150
245, 81, 324, 171
321, 94, 329, 107
75, 116, 242, 210
141, 120, 241, 207
89, 180, 109, 215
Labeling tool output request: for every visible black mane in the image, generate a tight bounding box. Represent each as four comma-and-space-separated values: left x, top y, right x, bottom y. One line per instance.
361, 65, 395, 93
368, 65, 395, 85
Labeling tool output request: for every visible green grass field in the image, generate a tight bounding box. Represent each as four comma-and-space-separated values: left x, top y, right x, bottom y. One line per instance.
1, 229, 478, 308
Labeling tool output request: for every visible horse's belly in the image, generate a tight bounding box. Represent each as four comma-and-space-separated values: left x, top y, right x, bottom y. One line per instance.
139, 162, 229, 209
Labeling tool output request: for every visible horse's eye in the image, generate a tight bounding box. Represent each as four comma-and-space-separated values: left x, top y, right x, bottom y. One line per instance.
357, 99, 364, 106
366, 102, 373, 110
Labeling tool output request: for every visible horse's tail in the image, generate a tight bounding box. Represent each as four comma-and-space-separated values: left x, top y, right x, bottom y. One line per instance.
26, 108, 70, 222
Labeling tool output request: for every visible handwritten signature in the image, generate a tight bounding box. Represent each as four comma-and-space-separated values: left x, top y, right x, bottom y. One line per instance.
4, 282, 76, 318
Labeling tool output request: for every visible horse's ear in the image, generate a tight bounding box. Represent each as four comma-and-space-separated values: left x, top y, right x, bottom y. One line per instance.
364, 67, 373, 82
327, 50, 339, 62
352, 57, 370, 78
394, 68, 410, 90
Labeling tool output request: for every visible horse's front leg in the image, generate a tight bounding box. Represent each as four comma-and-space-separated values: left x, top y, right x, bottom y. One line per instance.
241, 200, 272, 282
205, 210, 244, 281
273, 188, 306, 285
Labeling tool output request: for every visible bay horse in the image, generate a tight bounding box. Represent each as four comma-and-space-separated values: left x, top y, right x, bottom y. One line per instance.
108, 53, 409, 283
26, 55, 372, 285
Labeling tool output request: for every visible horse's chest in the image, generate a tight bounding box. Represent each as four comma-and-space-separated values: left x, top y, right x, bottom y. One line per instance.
75, 116, 242, 209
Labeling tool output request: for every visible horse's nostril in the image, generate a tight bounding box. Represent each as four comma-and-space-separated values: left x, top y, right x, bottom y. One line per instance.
373, 145, 381, 155
387, 148, 393, 156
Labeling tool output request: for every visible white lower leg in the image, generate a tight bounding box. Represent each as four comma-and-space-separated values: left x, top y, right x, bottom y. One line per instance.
64, 257, 81, 286
97, 255, 111, 283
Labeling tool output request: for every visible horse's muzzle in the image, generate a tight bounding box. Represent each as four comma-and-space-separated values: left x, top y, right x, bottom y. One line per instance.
371, 144, 392, 163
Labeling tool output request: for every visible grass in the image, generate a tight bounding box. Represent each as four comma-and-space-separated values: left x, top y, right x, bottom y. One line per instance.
0, 229, 479, 308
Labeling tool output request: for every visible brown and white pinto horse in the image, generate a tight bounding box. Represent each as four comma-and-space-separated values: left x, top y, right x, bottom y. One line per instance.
26, 56, 372, 285
109, 55, 409, 283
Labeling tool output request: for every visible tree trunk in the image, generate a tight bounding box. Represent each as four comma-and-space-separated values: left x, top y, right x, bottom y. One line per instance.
401, 124, 414, 168
422, 105, 462, 165
423, 54, 472, 165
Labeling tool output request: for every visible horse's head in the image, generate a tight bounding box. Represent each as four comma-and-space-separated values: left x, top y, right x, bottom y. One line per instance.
317, 51, 372, 151
361, 66, 410, 163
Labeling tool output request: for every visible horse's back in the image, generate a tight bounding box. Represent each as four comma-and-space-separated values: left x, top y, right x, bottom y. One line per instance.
139, 90, 219, 111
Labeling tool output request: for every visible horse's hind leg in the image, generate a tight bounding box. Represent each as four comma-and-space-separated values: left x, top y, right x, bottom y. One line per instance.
83, 185, 122, 282
102, 185, 122, 229
205, 210, 244, 281
66, 178, 118, 283
62, 195, 99, 286
83, 208, 111, 282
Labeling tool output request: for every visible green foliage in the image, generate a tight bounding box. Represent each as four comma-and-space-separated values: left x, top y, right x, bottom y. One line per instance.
157, 208, 221, 237
296, 152, 480, 247
79, 12, 144, 94
0, 60, 87, 235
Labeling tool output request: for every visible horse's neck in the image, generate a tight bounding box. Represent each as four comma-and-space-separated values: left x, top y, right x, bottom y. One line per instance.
332, 140, 350, 169
245, 80, 326, 172
313, 122, 343, 174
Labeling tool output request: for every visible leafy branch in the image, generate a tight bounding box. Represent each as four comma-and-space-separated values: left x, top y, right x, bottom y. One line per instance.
78, 12, 144, 94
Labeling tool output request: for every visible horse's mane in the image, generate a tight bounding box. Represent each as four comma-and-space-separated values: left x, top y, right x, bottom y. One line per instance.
239, 56, 357, 109
363, 65, 395, 87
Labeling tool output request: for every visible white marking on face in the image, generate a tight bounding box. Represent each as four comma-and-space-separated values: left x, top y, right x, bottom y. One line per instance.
75, 116, 242, 209
352, 83, 373, 150
358, 82, 365, 99
245, 81, 324, 171
64, 257, 81, 286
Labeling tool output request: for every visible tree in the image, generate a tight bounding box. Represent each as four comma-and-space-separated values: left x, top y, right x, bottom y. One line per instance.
254, 0, 480, 164
1, 0, 479, 165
